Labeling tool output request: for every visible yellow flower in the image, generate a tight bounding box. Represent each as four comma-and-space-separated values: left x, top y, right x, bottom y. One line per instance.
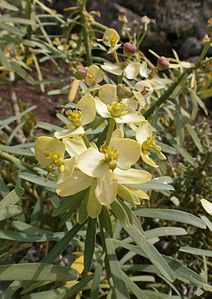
85, 65, 104, 86
103, 28, 121, 53
35, 136, 65, 172
54, 94, 96, 139
135, 120, 166, 167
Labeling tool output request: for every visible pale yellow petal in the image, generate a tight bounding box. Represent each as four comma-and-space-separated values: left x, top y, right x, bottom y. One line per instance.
77, 94, 96, 125
124, 62, 141, 80
140, 61, 149, 78
132, 91, 146, 109
56, 169, 93, 197
117, 184, 140, 205
87, 182, 102, 218
98, 84, 117, 104
200, 199, 212, 215
35, 136, 65, 167
136, 121, 152, 144
95, 170, 117, 206
54, 127, 85, 139
57, 157, 76, 184
116, 112, 143, 124
141, 152, 159, 168
110, 138, 140, 169
101, 62, 123, 76
95, 98, 111, 118
103, 28, 120, 47
77, 147, 108, 177
63, 137, 87, 157
115, 168, 151, 185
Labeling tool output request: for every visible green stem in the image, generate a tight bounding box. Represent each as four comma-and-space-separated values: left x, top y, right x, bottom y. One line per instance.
24, 0, 33, 61
80, 1, 93, 66
104, 119, 116, 146
92, 20, 107, 32
82, 134, 91, 148
113, 50, 120, 66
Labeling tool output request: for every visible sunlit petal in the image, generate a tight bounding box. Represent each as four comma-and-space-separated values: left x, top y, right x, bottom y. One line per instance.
56, 169, 93, 197
124, 62, 141, 80
140, 61, 149, 78
87, 182, 102, 218
77, 147, 108, 177
57, 157, 76, 184
95, 170, 118, 205
101, 62, 123, 76
63, 136, 87, 157
95, 98, 111, 118
136, 121, 152, 144
77, 94, 96, 125
116, 112, 143, 124
54, 127, 85, 139
141, 152, 159, 168
35, 136, 65, 167
110, 138, 140, 169
115, 168, 151, 184
98, 84, 117, 104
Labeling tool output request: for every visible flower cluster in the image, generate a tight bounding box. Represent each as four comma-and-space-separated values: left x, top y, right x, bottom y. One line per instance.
35, 28, 166, 221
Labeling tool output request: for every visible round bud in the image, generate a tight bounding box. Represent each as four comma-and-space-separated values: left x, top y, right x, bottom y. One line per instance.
75, 66, 87, 80
157, 56, 170, 70
123, 42, 136, 55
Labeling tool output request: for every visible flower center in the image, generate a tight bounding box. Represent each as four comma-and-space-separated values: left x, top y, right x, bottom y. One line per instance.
142, 136, 161, 155
107, 101, 127, 117
100, 145, 120, 170
45, 151, 64, 172
65, 109, 82, 127
85, 73, 96, 86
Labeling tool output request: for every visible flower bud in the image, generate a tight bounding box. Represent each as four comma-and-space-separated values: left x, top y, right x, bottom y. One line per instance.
75, 66, 87, 80
157, 56, 170, 70
123, 42, 136, 55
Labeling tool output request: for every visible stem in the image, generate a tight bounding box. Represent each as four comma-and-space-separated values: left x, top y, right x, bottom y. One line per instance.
24, 0, 33, 61
113, 50, 120, 66
82, 134, 91, 148
80, 1, 93, 66
104, 119, 116, 146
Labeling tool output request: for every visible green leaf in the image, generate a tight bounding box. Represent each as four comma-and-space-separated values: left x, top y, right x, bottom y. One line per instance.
0, 230, 64, 242
42, 222, 86, 263
157, 142, 177, 155
124, 224, 175, 282
111, 200, 131, 226
185, 123, 203, 153
0, 47, 10, 69
0, 176, 9, 197
180, 247, 212, 257
132, 176, 174, 192
0, 188, 23, 207
0, 263, 77, 281
0, 144, 34, 156
135, 208, 206, 229
21, 275, 93, 299
100, 207, 113, 237
10, 61, 35, 85
105, 237, 130, 299
84, 218, 96, 272
0, 0, 18, 11
144, 227, 187, 238
0, 205, 22, 221
19, 173, 56, 190
37, 121, 62, 132
90, 257, 104, 299
0, 105, 36, 129
121, 271, 151, 299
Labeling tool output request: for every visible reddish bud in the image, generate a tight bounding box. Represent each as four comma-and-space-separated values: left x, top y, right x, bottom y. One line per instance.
75, 66, 87, 80
157, 56, 170, 70
123, 42, 136, 55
